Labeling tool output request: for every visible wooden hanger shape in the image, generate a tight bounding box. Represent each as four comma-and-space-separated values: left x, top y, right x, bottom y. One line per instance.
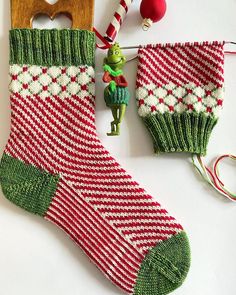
11, 0, 94, 30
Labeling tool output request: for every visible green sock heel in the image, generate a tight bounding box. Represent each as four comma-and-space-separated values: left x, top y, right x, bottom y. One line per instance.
0, 153, 59, 216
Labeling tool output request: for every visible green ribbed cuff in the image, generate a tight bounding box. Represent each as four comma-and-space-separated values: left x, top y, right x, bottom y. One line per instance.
10, 29, 95, 67
143, 112, 218, 156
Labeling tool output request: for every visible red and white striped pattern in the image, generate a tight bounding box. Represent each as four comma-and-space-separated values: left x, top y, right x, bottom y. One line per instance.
45, 179, 143, 294
137, 41, 225, 88
5, 64, 183, 294
105, 0, 133, 42
136, 41, 225, 118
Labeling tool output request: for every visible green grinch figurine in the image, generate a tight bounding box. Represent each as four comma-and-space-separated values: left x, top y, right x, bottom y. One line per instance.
103, 43, 130, 136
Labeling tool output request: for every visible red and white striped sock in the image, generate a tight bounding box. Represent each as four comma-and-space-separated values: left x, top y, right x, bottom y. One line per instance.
0, 29, 190, 295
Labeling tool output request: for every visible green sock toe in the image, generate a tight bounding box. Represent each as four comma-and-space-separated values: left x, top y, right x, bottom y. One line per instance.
134, 231, 191, 295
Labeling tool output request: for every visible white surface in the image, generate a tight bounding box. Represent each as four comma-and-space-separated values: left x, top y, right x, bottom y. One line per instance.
0, 0, 236, 294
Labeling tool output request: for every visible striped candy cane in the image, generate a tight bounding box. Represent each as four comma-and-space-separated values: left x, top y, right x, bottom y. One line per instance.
105, 0, 134, 42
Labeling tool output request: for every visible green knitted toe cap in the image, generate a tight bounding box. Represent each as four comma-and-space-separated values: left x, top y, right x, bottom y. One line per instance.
134, 231, 191, 295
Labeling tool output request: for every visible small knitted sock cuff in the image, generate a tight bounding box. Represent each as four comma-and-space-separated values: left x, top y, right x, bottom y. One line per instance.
10, 29, 95, 66
136, 41, 225, 156
142, 112, 218, 155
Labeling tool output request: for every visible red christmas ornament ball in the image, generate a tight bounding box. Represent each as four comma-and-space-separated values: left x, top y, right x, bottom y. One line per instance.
140, 0, 167, 30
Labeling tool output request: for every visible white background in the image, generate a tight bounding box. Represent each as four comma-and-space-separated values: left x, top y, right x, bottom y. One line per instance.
0, 0, 236, 294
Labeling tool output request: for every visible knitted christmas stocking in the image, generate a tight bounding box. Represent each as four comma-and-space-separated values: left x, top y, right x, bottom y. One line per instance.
0, 29, 190, 295
136, 41, 225, 155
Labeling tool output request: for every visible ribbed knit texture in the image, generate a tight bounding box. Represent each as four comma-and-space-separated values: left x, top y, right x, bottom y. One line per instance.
143, 112, 218, 154
10, 29, 95, 66
136, 41, 225, 156
0, 29, 190, 295
104, 86, 130, 106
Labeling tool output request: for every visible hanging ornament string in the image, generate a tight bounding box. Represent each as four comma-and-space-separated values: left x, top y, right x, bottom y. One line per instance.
192, 155, 236, 202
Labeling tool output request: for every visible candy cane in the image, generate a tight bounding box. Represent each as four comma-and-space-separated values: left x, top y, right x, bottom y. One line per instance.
105, 0, 134, 42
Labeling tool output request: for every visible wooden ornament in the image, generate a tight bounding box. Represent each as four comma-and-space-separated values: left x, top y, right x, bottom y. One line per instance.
11, 0, 94, 30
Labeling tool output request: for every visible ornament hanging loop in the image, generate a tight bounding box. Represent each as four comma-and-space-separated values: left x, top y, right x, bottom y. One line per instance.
142, 18, 153, 31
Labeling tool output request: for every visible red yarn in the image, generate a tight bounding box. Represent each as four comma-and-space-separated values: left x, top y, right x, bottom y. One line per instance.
140, 0, 167, 23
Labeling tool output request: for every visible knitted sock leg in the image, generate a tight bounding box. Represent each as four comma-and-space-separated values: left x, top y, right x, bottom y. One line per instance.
136, 41, 225, 156
0, 29, 190, 295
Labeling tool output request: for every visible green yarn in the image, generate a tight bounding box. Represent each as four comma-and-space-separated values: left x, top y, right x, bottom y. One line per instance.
0, 153, 59, 216
134, 232, 191, 295
10, 29, 95, 67
143, 112, 218, 156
